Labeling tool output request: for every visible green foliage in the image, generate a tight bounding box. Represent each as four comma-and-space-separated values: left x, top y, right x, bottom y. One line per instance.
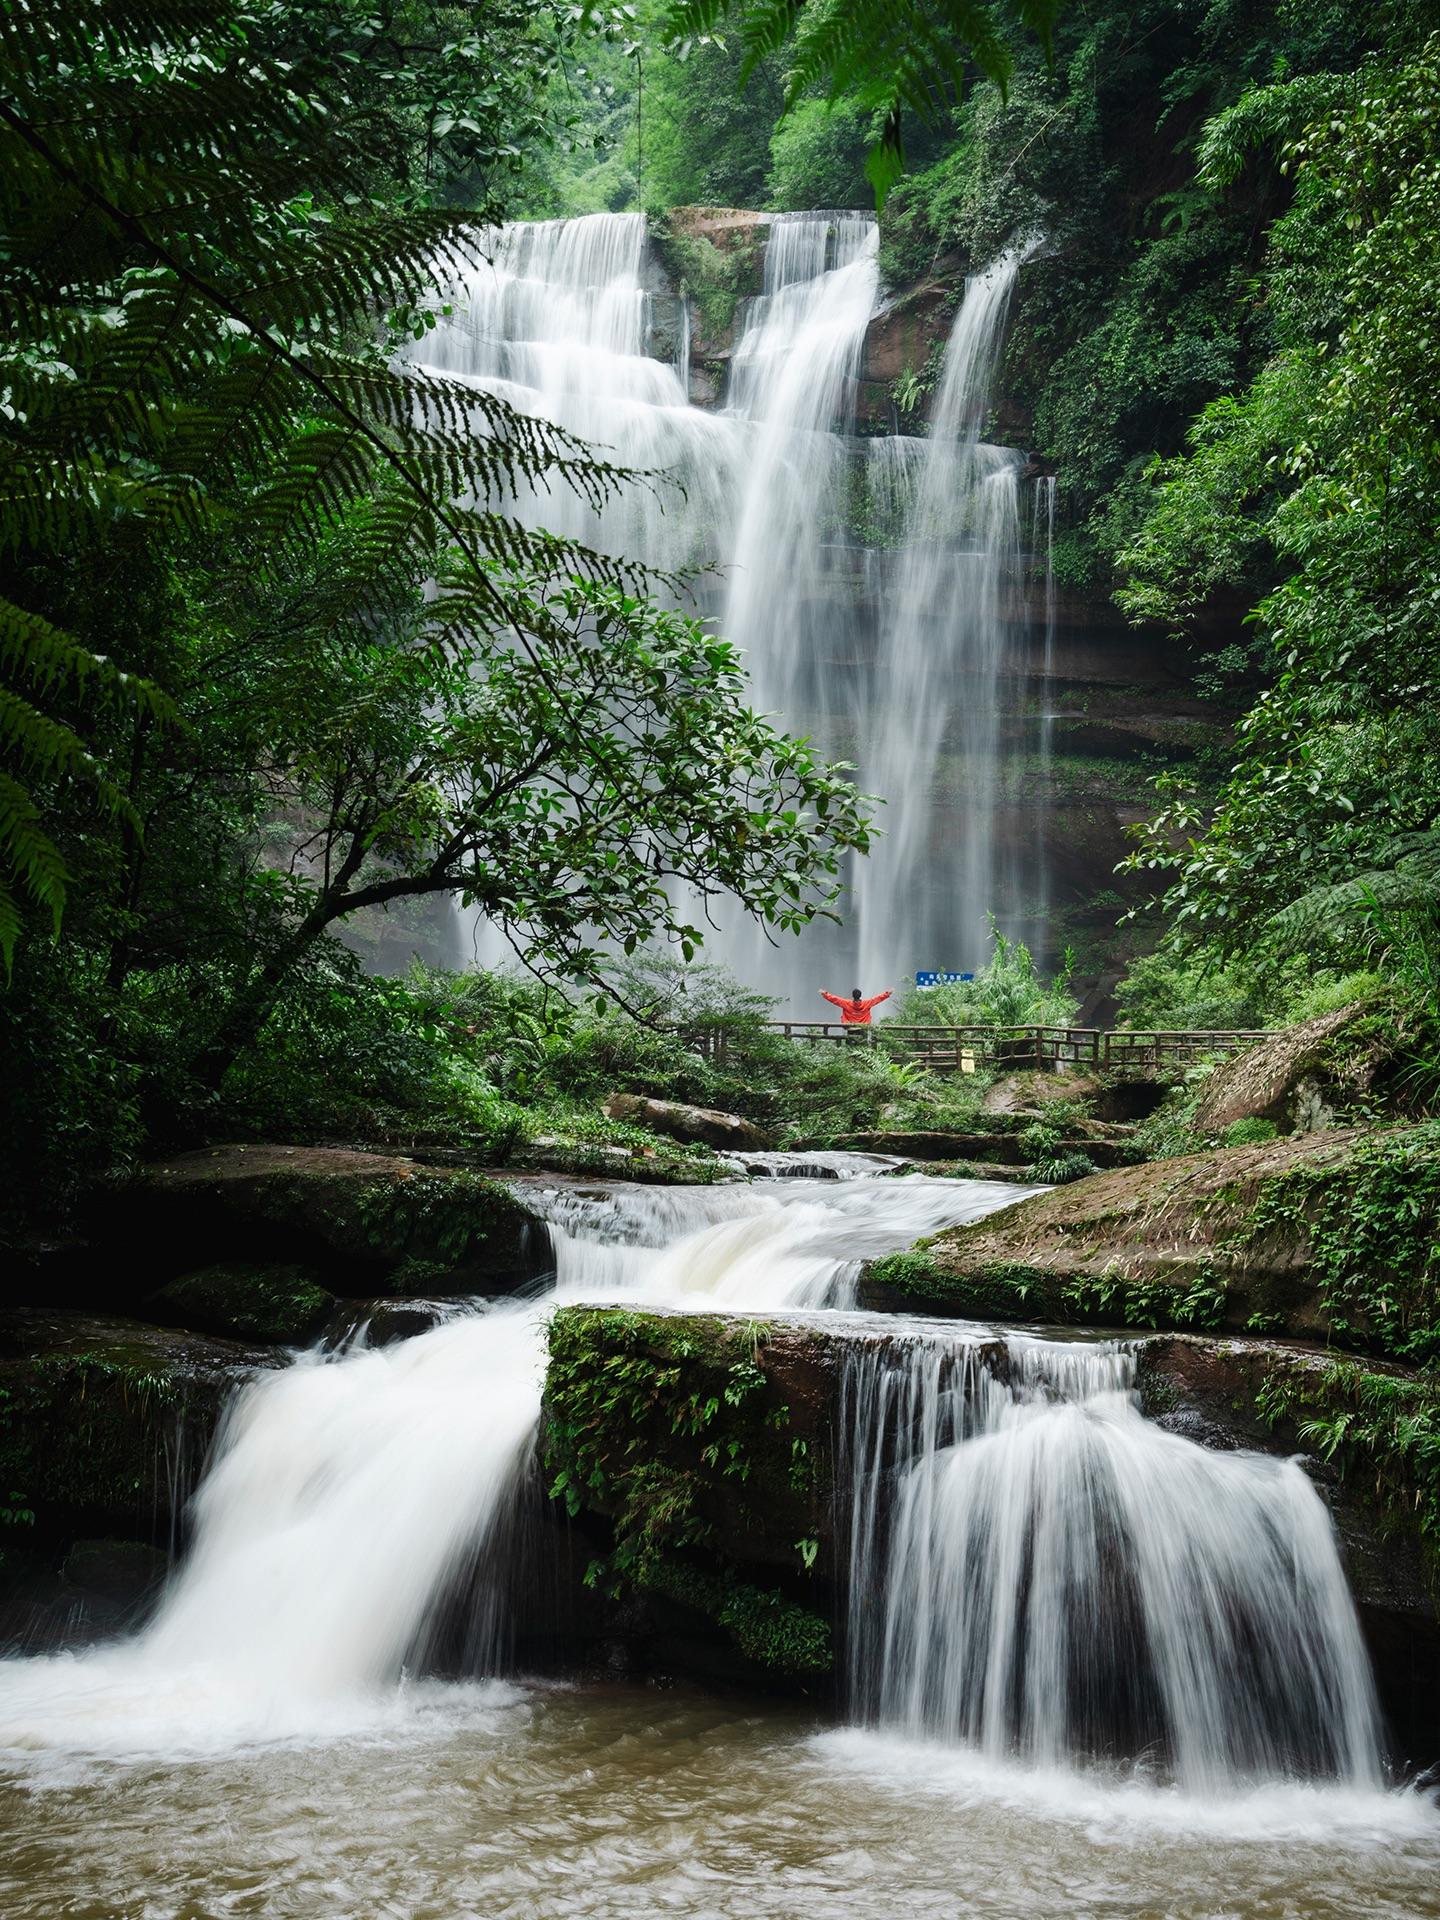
1223, 1117, 1277, 1148
895, 922, 1078, 1027
1238, 1122, 1440, 1366
542, 1306, 831, 1672
1120, 37, 1440, 988
0, 0, 876, 1230
765, 97, 874, 209
664, 0, 1061, 206
1257, 1360, 1440, 1578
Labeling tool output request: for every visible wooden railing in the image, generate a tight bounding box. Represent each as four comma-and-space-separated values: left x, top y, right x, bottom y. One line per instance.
674, 1022, 1270, 1074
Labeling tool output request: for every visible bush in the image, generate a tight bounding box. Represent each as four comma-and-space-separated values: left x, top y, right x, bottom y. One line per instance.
1223, 1117, 1279, 1147
894, 924, 1079, 1028
766, 98, 873, 211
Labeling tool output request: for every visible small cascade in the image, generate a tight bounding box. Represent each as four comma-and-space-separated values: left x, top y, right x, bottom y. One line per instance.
842, 1333, 1385, 1793
0, 1168, 1029, 1752
856, 241, 1037, 987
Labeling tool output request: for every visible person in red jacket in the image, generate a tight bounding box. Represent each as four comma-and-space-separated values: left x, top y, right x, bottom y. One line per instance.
820, 985, 892, 1026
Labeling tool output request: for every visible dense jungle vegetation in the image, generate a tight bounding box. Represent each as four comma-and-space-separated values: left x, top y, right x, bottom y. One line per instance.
3, 0, 1439, 1239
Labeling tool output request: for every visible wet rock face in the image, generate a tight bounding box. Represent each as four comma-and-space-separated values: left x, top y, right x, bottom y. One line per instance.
603, 1094, 771, 1153
0, 1307, 279, 1545
94, 1144, 552, 1302
144, 1262, 336, 1345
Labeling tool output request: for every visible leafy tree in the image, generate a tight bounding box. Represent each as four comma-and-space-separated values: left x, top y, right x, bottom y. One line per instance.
1119, 37, 1440, 988
663, 0, 1062, 202
0, 0, 869, 1060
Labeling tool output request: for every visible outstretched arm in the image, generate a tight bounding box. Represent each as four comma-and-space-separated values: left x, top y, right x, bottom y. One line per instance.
819, 991, 845, 1008
861, 989, 892, 1011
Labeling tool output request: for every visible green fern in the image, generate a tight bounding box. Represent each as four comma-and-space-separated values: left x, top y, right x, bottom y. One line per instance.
0, 0, 656, 969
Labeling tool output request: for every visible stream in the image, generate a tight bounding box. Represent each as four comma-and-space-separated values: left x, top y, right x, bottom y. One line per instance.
2, 1160, 1439, 1917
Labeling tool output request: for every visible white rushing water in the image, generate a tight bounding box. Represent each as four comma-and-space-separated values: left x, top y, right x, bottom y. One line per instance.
0, 1161, 1404, 1824
856, 241, 1038, 989
842, 1332, 1384, 1794
0, 1170, 1027, 1756
413, 211, 1052, 1002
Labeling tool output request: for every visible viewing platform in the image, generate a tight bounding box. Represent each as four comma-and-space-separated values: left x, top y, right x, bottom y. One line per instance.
678, 1023, 1270, 1074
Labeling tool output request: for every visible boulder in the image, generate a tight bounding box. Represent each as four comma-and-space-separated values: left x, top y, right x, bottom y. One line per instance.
540, 1305, 838, 1687
99, 1144, 551, 1299
980, 1071, 1101, 1114
0, 1308, 279, 1542
1191, 998, 1415, 1132
858, 1123, 1439, 1355
144, 1261, 336, 1345
603, 1093, 770, 1152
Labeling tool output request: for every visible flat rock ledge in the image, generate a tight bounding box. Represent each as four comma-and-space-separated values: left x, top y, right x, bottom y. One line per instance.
857, 1124, 1432, 1347
98, 1144, 552, 1300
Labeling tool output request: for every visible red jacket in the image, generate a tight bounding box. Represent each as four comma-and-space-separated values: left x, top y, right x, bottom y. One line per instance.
821, 990, 892, 1026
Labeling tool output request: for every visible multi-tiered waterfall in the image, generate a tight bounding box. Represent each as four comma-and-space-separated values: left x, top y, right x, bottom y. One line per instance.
0, 1167, 1398, 1813
414, 211, 1053, 1004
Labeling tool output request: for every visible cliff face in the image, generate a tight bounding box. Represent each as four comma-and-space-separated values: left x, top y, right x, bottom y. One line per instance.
650, 208, 1222, 973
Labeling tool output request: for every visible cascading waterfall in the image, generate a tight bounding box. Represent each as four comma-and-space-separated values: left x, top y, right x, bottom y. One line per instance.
842, 1332, 1384, 1792
0, 1169, 1025, 1752
412, 209, 1057, 1004
856, 241, 1037, 989
0, 1156, 1404, 1816
721, 212, 879, 727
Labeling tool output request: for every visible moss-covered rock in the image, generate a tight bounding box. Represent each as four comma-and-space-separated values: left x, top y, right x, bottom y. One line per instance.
1192, 994, 1435, 1133
106, 1144, 551, 1297
0, 1308, 278, 1543
541, 1306, 836, 1682
144, 1262, 336, 1345
859, 1123, 1440, 1358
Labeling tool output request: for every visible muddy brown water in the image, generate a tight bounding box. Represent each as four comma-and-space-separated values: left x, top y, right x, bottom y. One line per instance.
4, 1680, 1439, 1920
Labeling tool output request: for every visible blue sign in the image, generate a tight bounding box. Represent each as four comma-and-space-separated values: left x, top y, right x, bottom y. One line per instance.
915, 970, 975, 989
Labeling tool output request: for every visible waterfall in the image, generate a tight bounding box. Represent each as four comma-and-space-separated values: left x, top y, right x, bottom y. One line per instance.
842, 1333, 1384, 1793
0, 1170, 1028, 1753
855, 242, 1036, 988
411, 211, 1055, 1003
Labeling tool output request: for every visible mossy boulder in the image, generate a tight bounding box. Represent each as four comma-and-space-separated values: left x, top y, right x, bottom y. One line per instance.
859, 1123, 1440, 1359
1192, 995, 1432, 1133
540, 1306, 837, 1685
144, 1262, 336, 1345
105, 1144, 551, 1298
0, 1308, 278, 1543
602, 1094, 770, 1153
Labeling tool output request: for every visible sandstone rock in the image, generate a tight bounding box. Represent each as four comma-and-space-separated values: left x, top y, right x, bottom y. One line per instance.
104, 1144, 551, 1297
1191, 998, 1407, 1132
603, 1093, 770, 1152
858, 1124, 1435, 1349
981, 1071, 1101, 1115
